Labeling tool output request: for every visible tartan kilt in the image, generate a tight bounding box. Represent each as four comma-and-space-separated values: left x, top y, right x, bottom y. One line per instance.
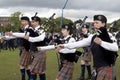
57, 60, 74, 80
19, 49, 31, 68
81, 51, 92, 62
30, 51, 46, 74
97, 66, 116, 80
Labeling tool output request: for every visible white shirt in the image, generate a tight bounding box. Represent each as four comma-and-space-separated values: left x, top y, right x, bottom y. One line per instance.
39, 35, 76, 54
59, 35, 76, 53
11, 25, 45, 42
4, 35, 16, 40
63, 34, 118, 52
28, 26, 46, 42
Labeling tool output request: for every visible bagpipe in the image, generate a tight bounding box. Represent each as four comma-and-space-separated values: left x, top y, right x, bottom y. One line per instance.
109, 21, 117, 32
74, 16, 88, 41
28, 12, 57, 52
41, 13, 55, 27
40, 13, 56, 46
41, 13, 56, 33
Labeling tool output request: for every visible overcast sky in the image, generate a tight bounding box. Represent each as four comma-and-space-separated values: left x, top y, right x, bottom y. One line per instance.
0, 0, 120, 23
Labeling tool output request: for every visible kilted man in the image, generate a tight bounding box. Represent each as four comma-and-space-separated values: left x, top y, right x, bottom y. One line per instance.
79, 25, 92, 80
37, 24, 79, 80
18, 17, 31, 80
3, 16, 31, 80
57, 15, 118, 80
24, 16, 46, 80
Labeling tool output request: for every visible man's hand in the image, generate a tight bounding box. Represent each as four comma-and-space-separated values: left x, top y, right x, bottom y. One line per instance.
55, 44, 64, 51
24, 35, 29, 40
7, 31, 13, 36
2, 36, 6, 40
37, 47, 41, 51
94, 37, 102, 45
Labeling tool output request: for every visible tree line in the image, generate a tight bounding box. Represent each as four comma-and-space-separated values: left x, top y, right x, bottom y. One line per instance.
2, 12, 120, 33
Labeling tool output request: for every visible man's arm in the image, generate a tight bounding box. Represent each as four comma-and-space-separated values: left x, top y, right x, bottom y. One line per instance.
37, 45, 55, 51
63, 35, 93, 49
28, 32, 45, 42
94, 37, 118, 52
2, 36, 16, 40
12, 33, 29, 38
101, 41, 118, 51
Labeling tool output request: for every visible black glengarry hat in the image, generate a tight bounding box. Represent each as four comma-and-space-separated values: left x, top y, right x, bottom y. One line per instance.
62, 24, 73, 34
21, 16, 30, 22
62, 24, 72, 30
31, 16, 41, 22
94, 15, 107, 23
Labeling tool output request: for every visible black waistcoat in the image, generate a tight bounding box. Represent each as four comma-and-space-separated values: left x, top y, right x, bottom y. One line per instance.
59, 37, 76, 62
90, 27, 118, 69
19, 28, 30, 51
28, 28, 45, 52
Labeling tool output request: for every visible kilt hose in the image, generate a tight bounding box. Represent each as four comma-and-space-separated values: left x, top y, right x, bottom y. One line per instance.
19, 48, 31, 68
97, 66, 116, 80
30, 51, 46, 74
56, 60, 74, 80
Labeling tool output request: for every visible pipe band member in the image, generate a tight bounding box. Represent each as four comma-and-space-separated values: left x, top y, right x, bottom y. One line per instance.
57, 15, 118, 80
3, 16, 32, 80
5, 16, 46, 80
37, 24, 81, 80
24, 16, 46, 80
79, 24, 92, 80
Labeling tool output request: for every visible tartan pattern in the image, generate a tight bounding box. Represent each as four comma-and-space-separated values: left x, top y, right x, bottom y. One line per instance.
81, 51, 92, 62
19, 49, 31, 68
30, 51, 46, 74
97, 66, 116, 80
56, 60, 74, 80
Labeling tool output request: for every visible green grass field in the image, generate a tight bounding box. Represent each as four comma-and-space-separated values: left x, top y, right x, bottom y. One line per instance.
0, 49, 120, 80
